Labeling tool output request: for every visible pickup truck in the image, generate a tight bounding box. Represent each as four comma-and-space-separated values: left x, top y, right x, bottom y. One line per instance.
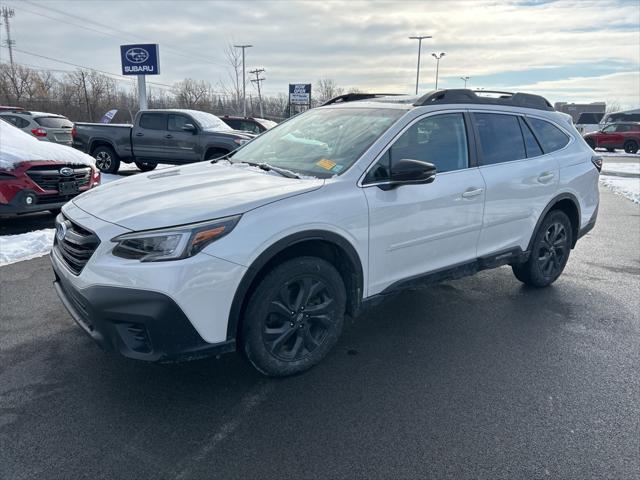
73, 109, 255, 173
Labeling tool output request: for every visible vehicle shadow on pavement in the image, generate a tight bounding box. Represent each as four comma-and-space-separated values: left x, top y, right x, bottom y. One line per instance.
0, 211, 57, 234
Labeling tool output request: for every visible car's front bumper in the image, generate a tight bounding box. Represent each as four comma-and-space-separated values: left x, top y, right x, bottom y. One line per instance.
51, 201, 248, 360
0, 188, 73, 214
52, 259, 235, 361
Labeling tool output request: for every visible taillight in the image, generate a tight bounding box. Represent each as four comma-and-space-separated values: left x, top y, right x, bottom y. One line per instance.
591, 155, 603, 173
71, 126, 77, 138
31, 127, 47, 137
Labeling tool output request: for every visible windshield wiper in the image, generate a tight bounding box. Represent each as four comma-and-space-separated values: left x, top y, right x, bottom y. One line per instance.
210, 152, 234, 164
257, 162, 300, 179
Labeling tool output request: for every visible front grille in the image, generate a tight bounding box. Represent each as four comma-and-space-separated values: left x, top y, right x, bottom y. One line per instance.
27, 165, 91, 191
53, 214, 100, 275
37, 194, 80, 205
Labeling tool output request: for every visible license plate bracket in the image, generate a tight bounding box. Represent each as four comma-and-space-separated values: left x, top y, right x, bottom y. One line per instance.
58, 181, 79, 195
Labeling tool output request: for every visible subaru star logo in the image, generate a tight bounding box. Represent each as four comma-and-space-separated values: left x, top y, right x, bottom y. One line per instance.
59, 167, 74, 176
125, 47, 149, 64
55, 220, 67, 242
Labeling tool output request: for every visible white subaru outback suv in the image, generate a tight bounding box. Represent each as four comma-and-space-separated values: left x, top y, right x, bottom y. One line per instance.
51, 89, 600, 376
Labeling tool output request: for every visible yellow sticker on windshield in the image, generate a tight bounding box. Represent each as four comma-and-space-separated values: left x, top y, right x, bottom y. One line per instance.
316, 159, 337, 170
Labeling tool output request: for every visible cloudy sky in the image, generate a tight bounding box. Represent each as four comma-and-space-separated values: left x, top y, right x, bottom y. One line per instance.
2, 0, 639, 107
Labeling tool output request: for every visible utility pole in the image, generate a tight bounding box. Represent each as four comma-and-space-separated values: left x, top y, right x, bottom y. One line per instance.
431, 52, 446, 90
409, 35, 432, 95
80, 70, 92, 121
460, 76, 470, 88
249, 68, 265, 118
234, 44, 252, 117
1, 6, 15, 68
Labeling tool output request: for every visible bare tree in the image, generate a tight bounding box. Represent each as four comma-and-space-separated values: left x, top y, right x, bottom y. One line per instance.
219, 43, 242, 114
173, 78, 214, 109
314, 78, 343, 105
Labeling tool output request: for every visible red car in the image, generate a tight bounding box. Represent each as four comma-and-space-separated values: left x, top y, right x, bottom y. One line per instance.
0, 121, 100, 215
583, 122, 640, 154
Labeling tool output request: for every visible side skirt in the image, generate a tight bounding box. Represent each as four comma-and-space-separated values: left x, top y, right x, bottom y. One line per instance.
358, 247, 528, 314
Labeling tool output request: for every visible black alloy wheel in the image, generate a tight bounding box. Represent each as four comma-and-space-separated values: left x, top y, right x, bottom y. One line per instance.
624, 140, 638, 154
243, 257, 346, 376
93, 146, 120, 173
536, 221, 569, 279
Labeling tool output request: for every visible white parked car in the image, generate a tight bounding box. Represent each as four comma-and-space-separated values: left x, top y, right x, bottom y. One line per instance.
51, 89, 600, 376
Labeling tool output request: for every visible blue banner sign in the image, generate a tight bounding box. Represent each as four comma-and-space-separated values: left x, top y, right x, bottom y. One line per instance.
120, 44, 160, 75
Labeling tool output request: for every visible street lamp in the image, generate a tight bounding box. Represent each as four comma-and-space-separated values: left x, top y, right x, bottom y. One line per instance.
234, 44, 253, 117
431, 52, 446, 90
409, 35, 432, 95
460, 76, 470, 88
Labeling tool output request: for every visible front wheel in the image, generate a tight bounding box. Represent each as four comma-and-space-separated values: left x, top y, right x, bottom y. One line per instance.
242, 257, 346, 377
135, 162, 157, 172
93, 146, 120, 174
512, 210, 573, 288
606, 147, 615, 152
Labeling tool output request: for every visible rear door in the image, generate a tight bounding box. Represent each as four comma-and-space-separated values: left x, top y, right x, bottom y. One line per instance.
474, 112, 560, 257
165, 113, 201, 162
596, 124, 620, 148
132, 112, 168, 160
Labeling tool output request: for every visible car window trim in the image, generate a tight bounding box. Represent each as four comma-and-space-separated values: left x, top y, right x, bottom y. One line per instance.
471, 111, 529, 167
359, 109, 475, 188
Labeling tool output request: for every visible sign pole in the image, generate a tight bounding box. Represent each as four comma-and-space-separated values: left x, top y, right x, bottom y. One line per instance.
138, 75, 148, 110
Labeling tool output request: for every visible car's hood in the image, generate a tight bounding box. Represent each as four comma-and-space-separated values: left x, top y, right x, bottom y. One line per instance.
73, 161, 323, 231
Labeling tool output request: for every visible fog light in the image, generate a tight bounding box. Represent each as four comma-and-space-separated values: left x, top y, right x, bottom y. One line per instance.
25, 194, 36, 205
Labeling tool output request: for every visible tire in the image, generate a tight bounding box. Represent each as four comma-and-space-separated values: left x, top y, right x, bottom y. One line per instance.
512, 210, 573, 288
606, 147, 615, 152
93, 145, 120, 174
242, 257, 346, 377
623, 140, 638, 154
48, 208, 61, 215
585, 138, 596, 150
135, 162, 157, 172
205, 148, 229, 161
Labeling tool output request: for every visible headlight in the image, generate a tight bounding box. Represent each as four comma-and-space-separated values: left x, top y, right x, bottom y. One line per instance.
111, 215, 241, 262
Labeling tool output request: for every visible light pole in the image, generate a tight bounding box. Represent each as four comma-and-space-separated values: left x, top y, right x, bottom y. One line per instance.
460, 76, 470, 88
432, 52, 446, 90
234, 44, 253, 117
409, 35, 432, 95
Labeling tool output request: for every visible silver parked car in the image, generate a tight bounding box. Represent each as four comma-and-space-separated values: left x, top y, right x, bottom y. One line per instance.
0, 111, 74, 146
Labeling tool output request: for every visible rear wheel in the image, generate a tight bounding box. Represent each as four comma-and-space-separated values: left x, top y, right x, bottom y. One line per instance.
606, 147, 615, 152
624, 140, 638, 154
135, 162, 157, 172
93, 146, 120, 173
512, 210, 573, 288
242, 257, 346, 377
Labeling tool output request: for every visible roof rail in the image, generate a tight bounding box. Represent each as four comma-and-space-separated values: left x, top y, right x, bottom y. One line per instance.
322, 93, 402, 106
414, 89, 554, 111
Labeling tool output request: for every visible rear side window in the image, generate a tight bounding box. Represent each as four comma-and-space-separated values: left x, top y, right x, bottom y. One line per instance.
528, 118, 569, 153
35, 116, 72, 128
474, 113, 526, 165
139, 113, 166, 130
519, 117, 543, 157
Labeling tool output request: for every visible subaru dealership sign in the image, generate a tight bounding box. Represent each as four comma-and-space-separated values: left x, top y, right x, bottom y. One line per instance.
120, 44, 160, 75
289, 84, 311, 105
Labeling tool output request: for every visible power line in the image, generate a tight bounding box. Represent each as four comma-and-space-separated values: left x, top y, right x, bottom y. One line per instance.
14, 0, 227, 68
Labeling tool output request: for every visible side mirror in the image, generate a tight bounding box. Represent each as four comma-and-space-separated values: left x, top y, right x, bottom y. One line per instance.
379, 159, 437, 191
182, 123, 197, 133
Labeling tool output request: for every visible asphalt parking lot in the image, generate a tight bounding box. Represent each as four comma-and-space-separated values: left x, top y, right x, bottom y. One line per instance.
1, 186, 639, 480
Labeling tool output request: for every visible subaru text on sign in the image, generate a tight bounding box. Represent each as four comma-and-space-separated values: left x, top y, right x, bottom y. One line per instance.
120, 44, 160, 75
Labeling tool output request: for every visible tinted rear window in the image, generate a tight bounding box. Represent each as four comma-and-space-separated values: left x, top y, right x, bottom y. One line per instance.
139, 113, 166, 130
475, 113, 526, 165
35, 116, 72, 128
519, 117, 543, 157
528, 118, 569, 153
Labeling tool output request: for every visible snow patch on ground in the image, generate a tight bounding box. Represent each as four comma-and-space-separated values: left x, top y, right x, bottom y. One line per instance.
599, 175, 640, 204
0, 228, 55, 266
596, 149, 639, 158
601, 162, 640, 175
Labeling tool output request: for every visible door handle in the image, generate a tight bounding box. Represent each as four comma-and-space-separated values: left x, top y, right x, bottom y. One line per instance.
135, 132, 144, 137
164, 134, 173, 139
462, 188, 484, 199
537, 171, 555, 183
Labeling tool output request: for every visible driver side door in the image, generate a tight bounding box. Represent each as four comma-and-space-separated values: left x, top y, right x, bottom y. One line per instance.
363, 112, 486, 296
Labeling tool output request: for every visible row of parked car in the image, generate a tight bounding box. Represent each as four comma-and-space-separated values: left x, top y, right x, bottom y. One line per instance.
0, 107, 278, 215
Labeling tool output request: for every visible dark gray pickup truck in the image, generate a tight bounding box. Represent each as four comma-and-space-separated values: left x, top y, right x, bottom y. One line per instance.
73, 109, 255, 173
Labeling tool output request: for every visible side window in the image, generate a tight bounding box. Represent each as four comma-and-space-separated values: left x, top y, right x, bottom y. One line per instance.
241, 121, 261, 134
2, 115, 18, 126
168, 114, 191, 131
139, 113, 166, 130
601, 125, 616, 133
519, 117, 544, 158
364, 113, 469, 183
18, 117, 31, 128
615, 124, 630, 132
224, 119, 240, 130
475, 113, 526, 165
528, 117, 570, 153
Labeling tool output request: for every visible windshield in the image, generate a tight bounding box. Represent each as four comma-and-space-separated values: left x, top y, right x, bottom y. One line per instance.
230, 107, 403, 178
35, 116, 73, 128
185, 110, 232, 132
